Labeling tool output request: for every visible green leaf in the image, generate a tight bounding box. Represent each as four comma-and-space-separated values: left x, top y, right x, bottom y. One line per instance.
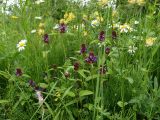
67, 91, 75, 97
22, 74, 31, 78
83, 103, 94, 111
44, 102, 54, 116
0, 100, 9, 104
0, 71, 11, 79
125, 77, 134, 84
78, 69, 90, 79
62, 86, 73, 99
79, 90, 93, 97
39, 83, 48, 88
154, 77, 158, 89
117, 101, 128, 108
86, 74, 98, 81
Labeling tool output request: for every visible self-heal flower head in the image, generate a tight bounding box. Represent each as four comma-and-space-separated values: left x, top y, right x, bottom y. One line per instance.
16, 68, 22, 77
74, 62, 80, 71
99, 65, 107, 75
105, 47, 111, 54
98, 31, 105, 41
29, 80, 37, 88
43, 34, 49, 43
59, 23, 67, 33
112, 30, 117, 39
16, 39, 27, 52
85, 52, 97, 64
80, 44, 87, 54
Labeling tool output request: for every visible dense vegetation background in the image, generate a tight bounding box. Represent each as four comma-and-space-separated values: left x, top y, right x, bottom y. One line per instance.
0, 0, 160, 119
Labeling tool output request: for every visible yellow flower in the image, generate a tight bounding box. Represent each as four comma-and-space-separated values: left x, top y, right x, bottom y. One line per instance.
83, 14, 88, 20
83, 31, 88, 36
39, 23, 45, 28
66, 12, 75, 22
94, 11, 99, 17
38, 29, 44, 35
128, 0, 145, 5
98, 0, 108, 6
137, 0, 145, 5
145, 37, 156, 47
112, 10, 118, 18
59, 19, 68, 24
96, 16, 104, 22
128, 0, 136, 4
11, 16, 19, 19
64, 13, 69, 19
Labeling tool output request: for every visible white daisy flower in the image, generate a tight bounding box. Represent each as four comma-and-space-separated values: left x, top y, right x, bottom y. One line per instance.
35, 0, 45, 4
35, 16, 42, 20
16, 39, 27, 52
31, 29, 36, 33
128, 45, 137, 55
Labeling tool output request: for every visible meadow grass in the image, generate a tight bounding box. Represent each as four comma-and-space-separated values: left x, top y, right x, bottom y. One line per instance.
0, 0, 160, 119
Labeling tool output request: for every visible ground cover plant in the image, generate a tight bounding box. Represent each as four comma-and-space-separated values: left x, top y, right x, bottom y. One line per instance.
0, 0, 160, 119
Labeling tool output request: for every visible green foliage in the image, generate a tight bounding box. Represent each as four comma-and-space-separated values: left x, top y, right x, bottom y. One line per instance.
0, 0, 160, 119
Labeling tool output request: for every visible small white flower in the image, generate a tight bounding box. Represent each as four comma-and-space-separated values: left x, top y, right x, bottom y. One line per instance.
35, 0, 45, 4
91, 19, 100, 27
31, 29, 36, 33
35, 16, 42, 20
119, 24, 133, 33
53, 24, 59, 29
36, 90, 44, 105
16, 39, 27, 52
108, 0, 117, 10
128, 45, 137, 55
81, 0, 91, 6
134, 20, 139, 24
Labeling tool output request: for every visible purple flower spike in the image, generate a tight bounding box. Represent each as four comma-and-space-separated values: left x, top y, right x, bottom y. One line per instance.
100, 65, 107, 74
105, 47, 111, 54
74, 62, 80, 71
59, 23, 67, 33
85, 52, 97, 64
43, 34, 49, 43
29, 80, 36, 88
112, 30, 117, 39
80, 44, 87, 54
16, 68, 22, 76
98, 31, 105, 41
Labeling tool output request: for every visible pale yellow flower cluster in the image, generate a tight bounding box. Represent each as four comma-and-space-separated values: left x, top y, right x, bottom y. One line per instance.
91, 11, 104, 27
145, 37, 156, 47
60, 12, 76, 24
38, 23, 45, 35
98, 0, 108, 6
128, 0, 145, 5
